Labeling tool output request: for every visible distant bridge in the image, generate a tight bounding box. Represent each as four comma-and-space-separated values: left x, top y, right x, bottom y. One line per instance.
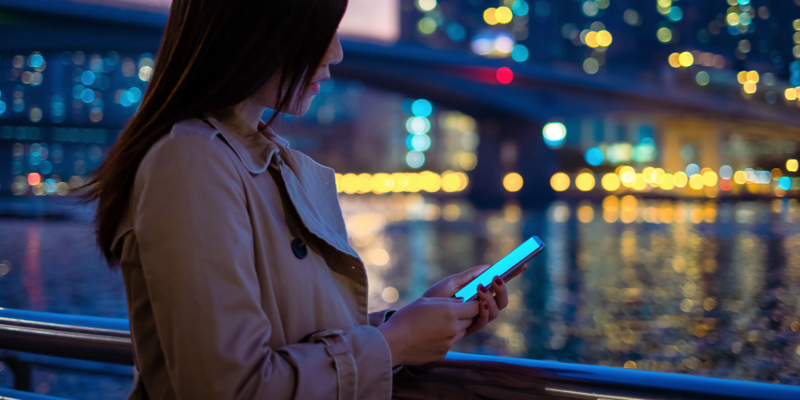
2, 0, 799, 206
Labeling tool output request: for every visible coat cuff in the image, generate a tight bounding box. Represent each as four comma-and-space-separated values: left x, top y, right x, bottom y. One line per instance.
345, 325, 394, 398
368, 309, 397, 328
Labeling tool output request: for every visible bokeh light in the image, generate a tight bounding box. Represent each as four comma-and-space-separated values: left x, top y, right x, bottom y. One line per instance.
496, 67, 513, 84
575, 172, 595, 191
601, 173, 621, 191
504, 172, 524, 192
584, 147, 604, 166
550, 172, 570, 191
542, 122, 566, 147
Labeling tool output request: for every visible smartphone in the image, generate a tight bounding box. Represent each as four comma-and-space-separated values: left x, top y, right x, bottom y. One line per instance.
454, 236, 545, 302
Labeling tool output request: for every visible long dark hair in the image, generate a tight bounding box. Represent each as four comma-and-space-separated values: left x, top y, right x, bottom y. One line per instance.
82, 0, 348, 266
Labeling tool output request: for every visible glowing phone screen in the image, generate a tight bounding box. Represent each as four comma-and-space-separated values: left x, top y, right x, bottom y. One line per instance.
454, 237, 542, 302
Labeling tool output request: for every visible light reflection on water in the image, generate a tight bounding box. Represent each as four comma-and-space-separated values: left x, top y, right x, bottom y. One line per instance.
341, 195, 800, 385
0, 196, 798, 398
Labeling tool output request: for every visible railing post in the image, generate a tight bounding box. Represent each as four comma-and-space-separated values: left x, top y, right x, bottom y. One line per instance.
3, 355, 32, 392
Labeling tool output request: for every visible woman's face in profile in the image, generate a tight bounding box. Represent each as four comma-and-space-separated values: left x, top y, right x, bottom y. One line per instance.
254, 33, 343, 116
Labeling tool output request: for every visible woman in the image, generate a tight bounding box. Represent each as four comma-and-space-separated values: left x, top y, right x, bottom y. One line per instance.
84, 0, 521, 398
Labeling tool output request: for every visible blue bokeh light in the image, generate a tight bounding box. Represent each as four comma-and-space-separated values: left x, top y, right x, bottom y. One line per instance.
0, 100, 6, 115
411, 99, 433, 117
447, 23, 466, 41
40, 161, 53, 174
686, 164, 700, 176
81, 70, 95, 86
30, 54, 44, 68
512, 0, 529, 16
667, 6, 683, 22
779, 176, 792, 191
80, 88, 95, 103
584, 147, 604, 166
511, 45, 529, 62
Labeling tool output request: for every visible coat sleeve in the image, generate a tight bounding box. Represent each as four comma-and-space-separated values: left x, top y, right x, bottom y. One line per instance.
132, 133, 393, 400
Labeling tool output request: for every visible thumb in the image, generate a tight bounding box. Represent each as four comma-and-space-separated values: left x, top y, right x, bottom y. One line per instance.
452, 265, 490, 288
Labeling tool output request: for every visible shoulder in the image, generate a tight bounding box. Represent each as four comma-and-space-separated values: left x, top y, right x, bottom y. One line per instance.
139, 118, 239, 178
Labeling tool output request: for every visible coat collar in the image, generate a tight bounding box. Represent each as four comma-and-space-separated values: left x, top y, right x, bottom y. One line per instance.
204, 111, 289, 175
200, 112, 363, 263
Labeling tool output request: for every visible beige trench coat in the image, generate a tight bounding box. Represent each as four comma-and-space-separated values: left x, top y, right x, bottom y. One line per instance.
112, 114, 394, 400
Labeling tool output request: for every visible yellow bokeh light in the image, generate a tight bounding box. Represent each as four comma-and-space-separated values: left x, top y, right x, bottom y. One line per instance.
342, 173, 359, 194
391, 173, 407, 192
371, 173, 391, 194
620, 168, 636, 187
733, 170, 747, 184
420, 171, 442, 192
660, 173, 675, 190
585, 31, 599, 48
504, 172, 524, 192
678, 52, 694, 67
495, 6, 513, 24
458, 153, 478, 170
668, 53, 681, 68
416, 0, 437, 12
657, 27, 672, 43
358, 173, 372, 193
652, 168, 665, 184
596, 30, 613, 46
642, 167, 655, 182
689, 174, 704, 190
746, 70, 759, 83
407, 173, 422, 192
417, 17, 437, 34
727, 12, 740, 26
484, 8, 498, 25
788, 159, 799, 172
575, 172, 596, 191
743, 81, 756, 94
441, 171, 461, 192
633, 173, 648, 191
335, 173, 342, 192
601, 173, 621, 191
603, 195, 619, 209
620, 196, 636, 213
577, 205, 594, 223
620, 173, 636, 187
674, 171, 688, 188
702, 170, 718, 187
737, 71, 747, 84
786, 88, 798, 101
550, 172, 569, 192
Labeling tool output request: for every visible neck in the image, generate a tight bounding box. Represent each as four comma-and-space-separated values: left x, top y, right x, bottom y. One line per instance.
231, 98, 265, 131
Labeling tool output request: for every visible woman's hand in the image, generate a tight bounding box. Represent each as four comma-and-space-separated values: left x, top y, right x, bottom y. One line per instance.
377, 297, 480, 366
421, 264, 528, 336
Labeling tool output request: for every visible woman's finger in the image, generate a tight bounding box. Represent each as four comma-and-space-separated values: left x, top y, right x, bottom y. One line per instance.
492, 276, 509, 310
465, 295, 489, 336
478, 283, 500, 321
504, 264, 528, 283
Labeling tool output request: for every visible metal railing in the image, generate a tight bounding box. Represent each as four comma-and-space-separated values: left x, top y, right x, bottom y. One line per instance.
2, 307, 799, 400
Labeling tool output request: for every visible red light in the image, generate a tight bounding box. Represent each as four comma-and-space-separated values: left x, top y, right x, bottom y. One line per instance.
28, 173, 41, 186
496, 67, 513, 84
719, 178, 732, 191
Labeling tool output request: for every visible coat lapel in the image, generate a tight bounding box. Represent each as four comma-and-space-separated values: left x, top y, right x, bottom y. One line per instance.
204, 114, 362, 265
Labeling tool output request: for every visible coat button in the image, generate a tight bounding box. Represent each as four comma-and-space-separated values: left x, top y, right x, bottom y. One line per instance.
291, 238, 307, 259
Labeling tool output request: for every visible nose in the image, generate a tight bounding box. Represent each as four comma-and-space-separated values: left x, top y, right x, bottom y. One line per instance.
323, 33, 343, 66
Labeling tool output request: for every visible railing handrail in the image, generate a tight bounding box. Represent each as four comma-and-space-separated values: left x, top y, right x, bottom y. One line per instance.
2, 307, 799, 399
